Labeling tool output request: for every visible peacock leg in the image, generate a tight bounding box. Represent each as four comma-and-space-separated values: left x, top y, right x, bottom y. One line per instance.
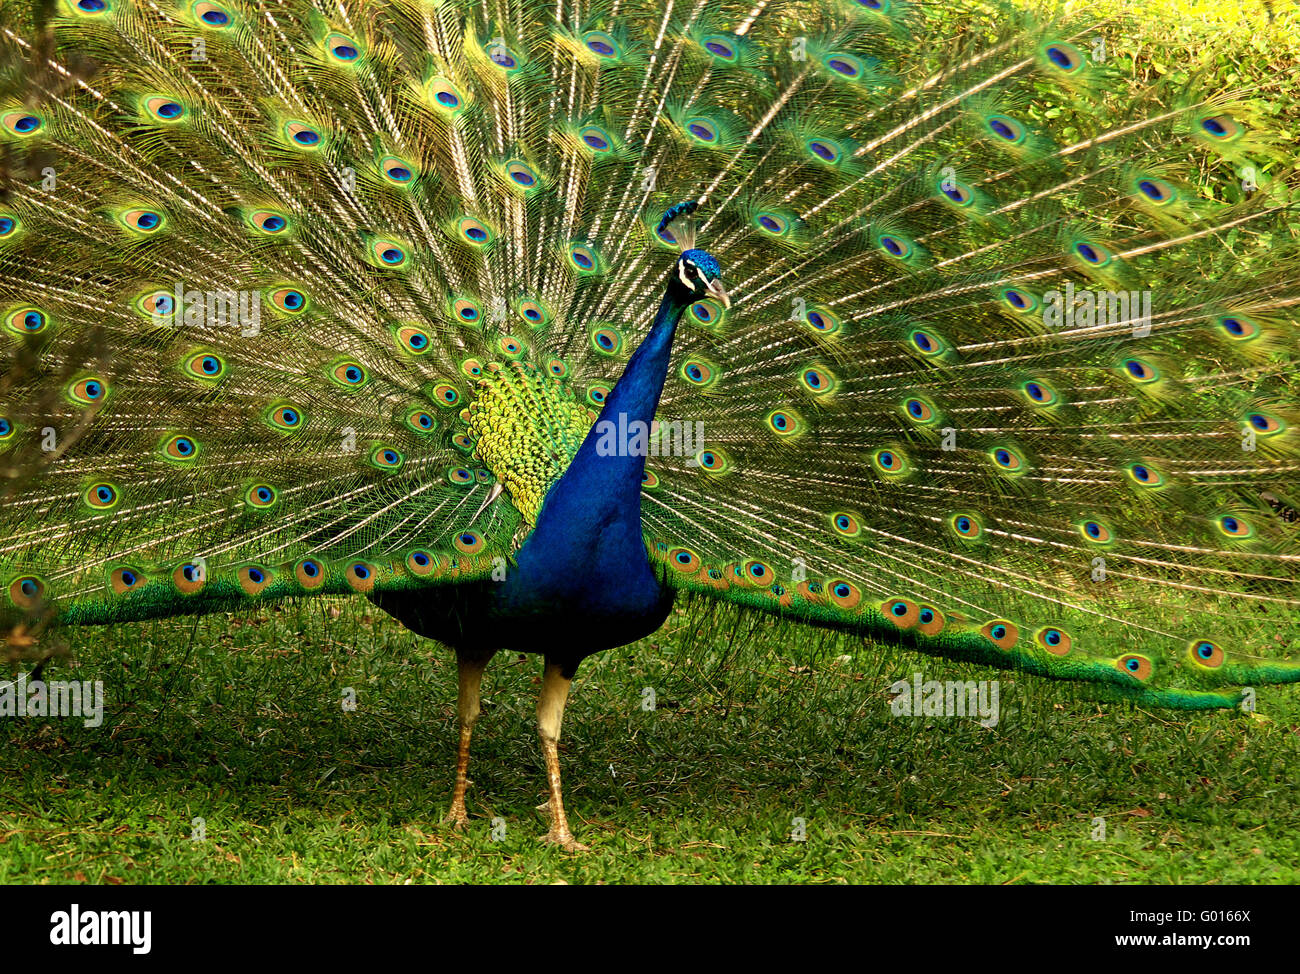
445, 649, 494, 829
537, 658, 589, 852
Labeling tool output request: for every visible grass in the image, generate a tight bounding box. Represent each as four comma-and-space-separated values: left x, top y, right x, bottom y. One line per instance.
2, 598, 1298, 884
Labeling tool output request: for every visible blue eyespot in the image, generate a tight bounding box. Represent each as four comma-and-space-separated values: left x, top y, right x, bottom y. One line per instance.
1045, 46, 1072, 69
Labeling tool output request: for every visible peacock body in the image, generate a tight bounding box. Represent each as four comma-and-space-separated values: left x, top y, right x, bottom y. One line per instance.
0, 0, 1297, 849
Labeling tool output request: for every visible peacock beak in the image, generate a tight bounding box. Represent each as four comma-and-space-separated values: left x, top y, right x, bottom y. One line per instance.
705, 277, 731, 309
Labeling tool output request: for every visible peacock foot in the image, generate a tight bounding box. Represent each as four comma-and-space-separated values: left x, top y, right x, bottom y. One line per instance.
539, 829, 590, 853
443, 804, 470, 830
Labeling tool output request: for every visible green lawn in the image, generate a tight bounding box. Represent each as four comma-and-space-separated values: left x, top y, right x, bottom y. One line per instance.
2, 598, 1296, 884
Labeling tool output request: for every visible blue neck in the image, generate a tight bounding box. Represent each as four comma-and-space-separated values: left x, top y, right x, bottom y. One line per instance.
535, 287, 687, 546
497, 287, 689, 619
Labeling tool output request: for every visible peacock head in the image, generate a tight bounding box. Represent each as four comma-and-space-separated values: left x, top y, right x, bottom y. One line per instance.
672, 249, 730, 309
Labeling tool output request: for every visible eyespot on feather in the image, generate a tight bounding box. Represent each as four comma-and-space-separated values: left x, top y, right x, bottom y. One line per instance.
916, 605, 945, 637
453, 531, 485, 555
331, 361, 368, 388
84, 482, 119, 510
295, 558, 326, 589
238, 564, 273, 596
1035, 627, 1072, 656
268, 287, 307, 313
172, 562, 206, 595
827, 580, 862, 610
407, 551, 437, 577
110, 566, 145, 595
345, 561, 376, 593
8, 575, 46, 609
245, 483, 279, 509
1115, 653, 1154, 682
184, 352, 225, 381
882, 598, 920, 629
981, 620, 1019, 650
1188, 640, 1225, 669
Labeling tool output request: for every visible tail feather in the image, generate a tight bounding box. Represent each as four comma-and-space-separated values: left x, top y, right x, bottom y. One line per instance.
0, 0, 1295, 710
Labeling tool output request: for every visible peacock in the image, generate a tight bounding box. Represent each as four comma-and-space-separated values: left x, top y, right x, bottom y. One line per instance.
0, 0, 1297, 852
